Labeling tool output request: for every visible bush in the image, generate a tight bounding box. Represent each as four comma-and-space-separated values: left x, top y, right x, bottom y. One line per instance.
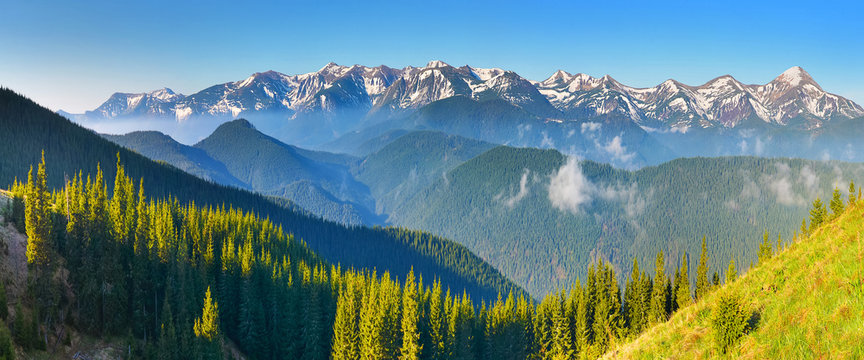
0, 322, 14, 360
712, 293, 748, 354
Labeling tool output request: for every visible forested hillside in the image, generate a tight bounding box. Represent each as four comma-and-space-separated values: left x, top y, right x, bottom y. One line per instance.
392, 146, 864, 296
5, 155, 802, 359
106, 120, 377, 226
353, 131, 494, 215
606, 187, 864, 358
103, 130, 248, 189
0, 88, 521, 303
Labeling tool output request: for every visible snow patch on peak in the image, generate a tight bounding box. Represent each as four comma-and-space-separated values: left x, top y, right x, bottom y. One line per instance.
425, 60, 450, 68
774, 66, 813, 87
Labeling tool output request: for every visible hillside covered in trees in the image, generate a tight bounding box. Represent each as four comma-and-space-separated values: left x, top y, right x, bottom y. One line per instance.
391, 146, 864, 296
0, 88, 520, 304
6, 152, 830, 359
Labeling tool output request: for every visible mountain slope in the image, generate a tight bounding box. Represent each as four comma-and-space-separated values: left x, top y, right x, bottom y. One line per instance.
103, 130, 247, 188
607, 198, 864, 358
391, 146, 864, 296
0, 87, 522, 302
193, 119, 380, 225
353, 130, 495, 215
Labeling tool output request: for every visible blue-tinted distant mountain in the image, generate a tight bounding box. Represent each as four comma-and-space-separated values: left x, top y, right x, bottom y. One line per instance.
105, 120, 381, 226
103, 131, 246, 188
71, 63, 864, 164
352, 130, 496, 215
193, 119, 381, 225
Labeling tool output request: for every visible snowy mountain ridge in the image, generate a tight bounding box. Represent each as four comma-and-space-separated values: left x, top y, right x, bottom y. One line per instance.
73, 62, 863, 132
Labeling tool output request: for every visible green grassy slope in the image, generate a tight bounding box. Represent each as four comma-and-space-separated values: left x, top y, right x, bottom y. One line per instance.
606, 199, 864, 359
392, 145, 864, 296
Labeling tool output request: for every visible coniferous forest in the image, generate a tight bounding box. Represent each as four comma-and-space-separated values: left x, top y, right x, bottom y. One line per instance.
3, 151, 841, 359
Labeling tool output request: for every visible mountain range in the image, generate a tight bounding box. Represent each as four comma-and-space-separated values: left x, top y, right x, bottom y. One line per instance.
65, 62, 864, 168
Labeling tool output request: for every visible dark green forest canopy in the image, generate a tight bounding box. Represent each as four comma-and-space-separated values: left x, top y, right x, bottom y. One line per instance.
0, 87, 521, 302
391, 145, 864, 296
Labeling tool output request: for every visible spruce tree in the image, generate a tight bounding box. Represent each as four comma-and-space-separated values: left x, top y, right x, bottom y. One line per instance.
332, 280, 360, 360
649, 251, 668, 324
726, 258, 737, 283
849, 181, 857, 206
428, 281, 445, 360
194, 286, 219, 341
829, 187, 845, 219
400, 269, 422, 360
676, 254, 691, 309
809, 197, 826, 230
695, 236, 710, 300
24, 152, 51, 267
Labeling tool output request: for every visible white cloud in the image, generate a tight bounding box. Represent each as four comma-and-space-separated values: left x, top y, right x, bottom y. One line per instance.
548, 157, 649, 216
540, 131, 555, 148
602, 135, 636, 164
548, 157, 595, 214
498, 169, 532, 208
581, 122, 602, 134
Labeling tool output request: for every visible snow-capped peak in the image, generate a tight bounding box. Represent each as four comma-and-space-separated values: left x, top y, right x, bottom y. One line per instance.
425, 60, 450, 68
150, 88, 182, 101
772, 66, 815, 88
542, 70, 574, 86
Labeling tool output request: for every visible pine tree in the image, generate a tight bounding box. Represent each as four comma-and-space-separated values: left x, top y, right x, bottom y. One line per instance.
193, 287, 218, 339
400, 269, 422, 360
829, 187, 845, 219
624, 257, 644, 335
726, 258, 737, 283
332, 279, 361, 360
695, 236, 710, 301
649, 251, 668, 324
676, 254, 691, 309
758, 231, 773, 264
809, 197, 827, 230
849, 181, 857, 206
24, 152, 51, 267
427, 281, 445, 360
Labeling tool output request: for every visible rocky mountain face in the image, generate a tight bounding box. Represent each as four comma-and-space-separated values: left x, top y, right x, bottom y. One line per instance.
533, 66, 864, 131
73, 62, 861, 132
68, 63, 863, 166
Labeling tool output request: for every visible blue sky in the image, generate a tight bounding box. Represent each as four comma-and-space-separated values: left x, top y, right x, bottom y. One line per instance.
1, 0, 862, 112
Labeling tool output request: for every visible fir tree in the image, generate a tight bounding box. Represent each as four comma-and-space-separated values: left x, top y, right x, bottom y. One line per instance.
194, 286, 219, 341
676, 254, 691, 309
400, 269, 422, 360
695, 236, 710, 300
24, 152, 51, 267
649, 251, 668, 324
726, 258, 737, 283
849, 181, 857, 206
332, 279, 361, 360
829, 187, 845, 219
809, 197, 827, 230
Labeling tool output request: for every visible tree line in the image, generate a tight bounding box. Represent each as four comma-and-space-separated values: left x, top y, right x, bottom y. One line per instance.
3, 154, 855, 359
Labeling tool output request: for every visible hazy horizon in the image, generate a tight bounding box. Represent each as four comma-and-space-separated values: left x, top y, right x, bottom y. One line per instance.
1, 0, 862, 113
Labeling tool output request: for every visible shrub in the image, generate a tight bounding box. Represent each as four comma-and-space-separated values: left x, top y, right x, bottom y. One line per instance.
712, 293, 748, 354
0, 323, 14, 360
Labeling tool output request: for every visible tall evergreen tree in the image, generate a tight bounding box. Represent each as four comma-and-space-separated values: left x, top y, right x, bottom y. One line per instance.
726, 258, 737, 283
695, 236, 710, 300
649, 251, 668, 324
400, 269, 422, 360
809, 197, 827, 230
24, 152, 51, 267
332, 278, 361, 360
829, 187, 845, 219
676, 254, 691, 309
